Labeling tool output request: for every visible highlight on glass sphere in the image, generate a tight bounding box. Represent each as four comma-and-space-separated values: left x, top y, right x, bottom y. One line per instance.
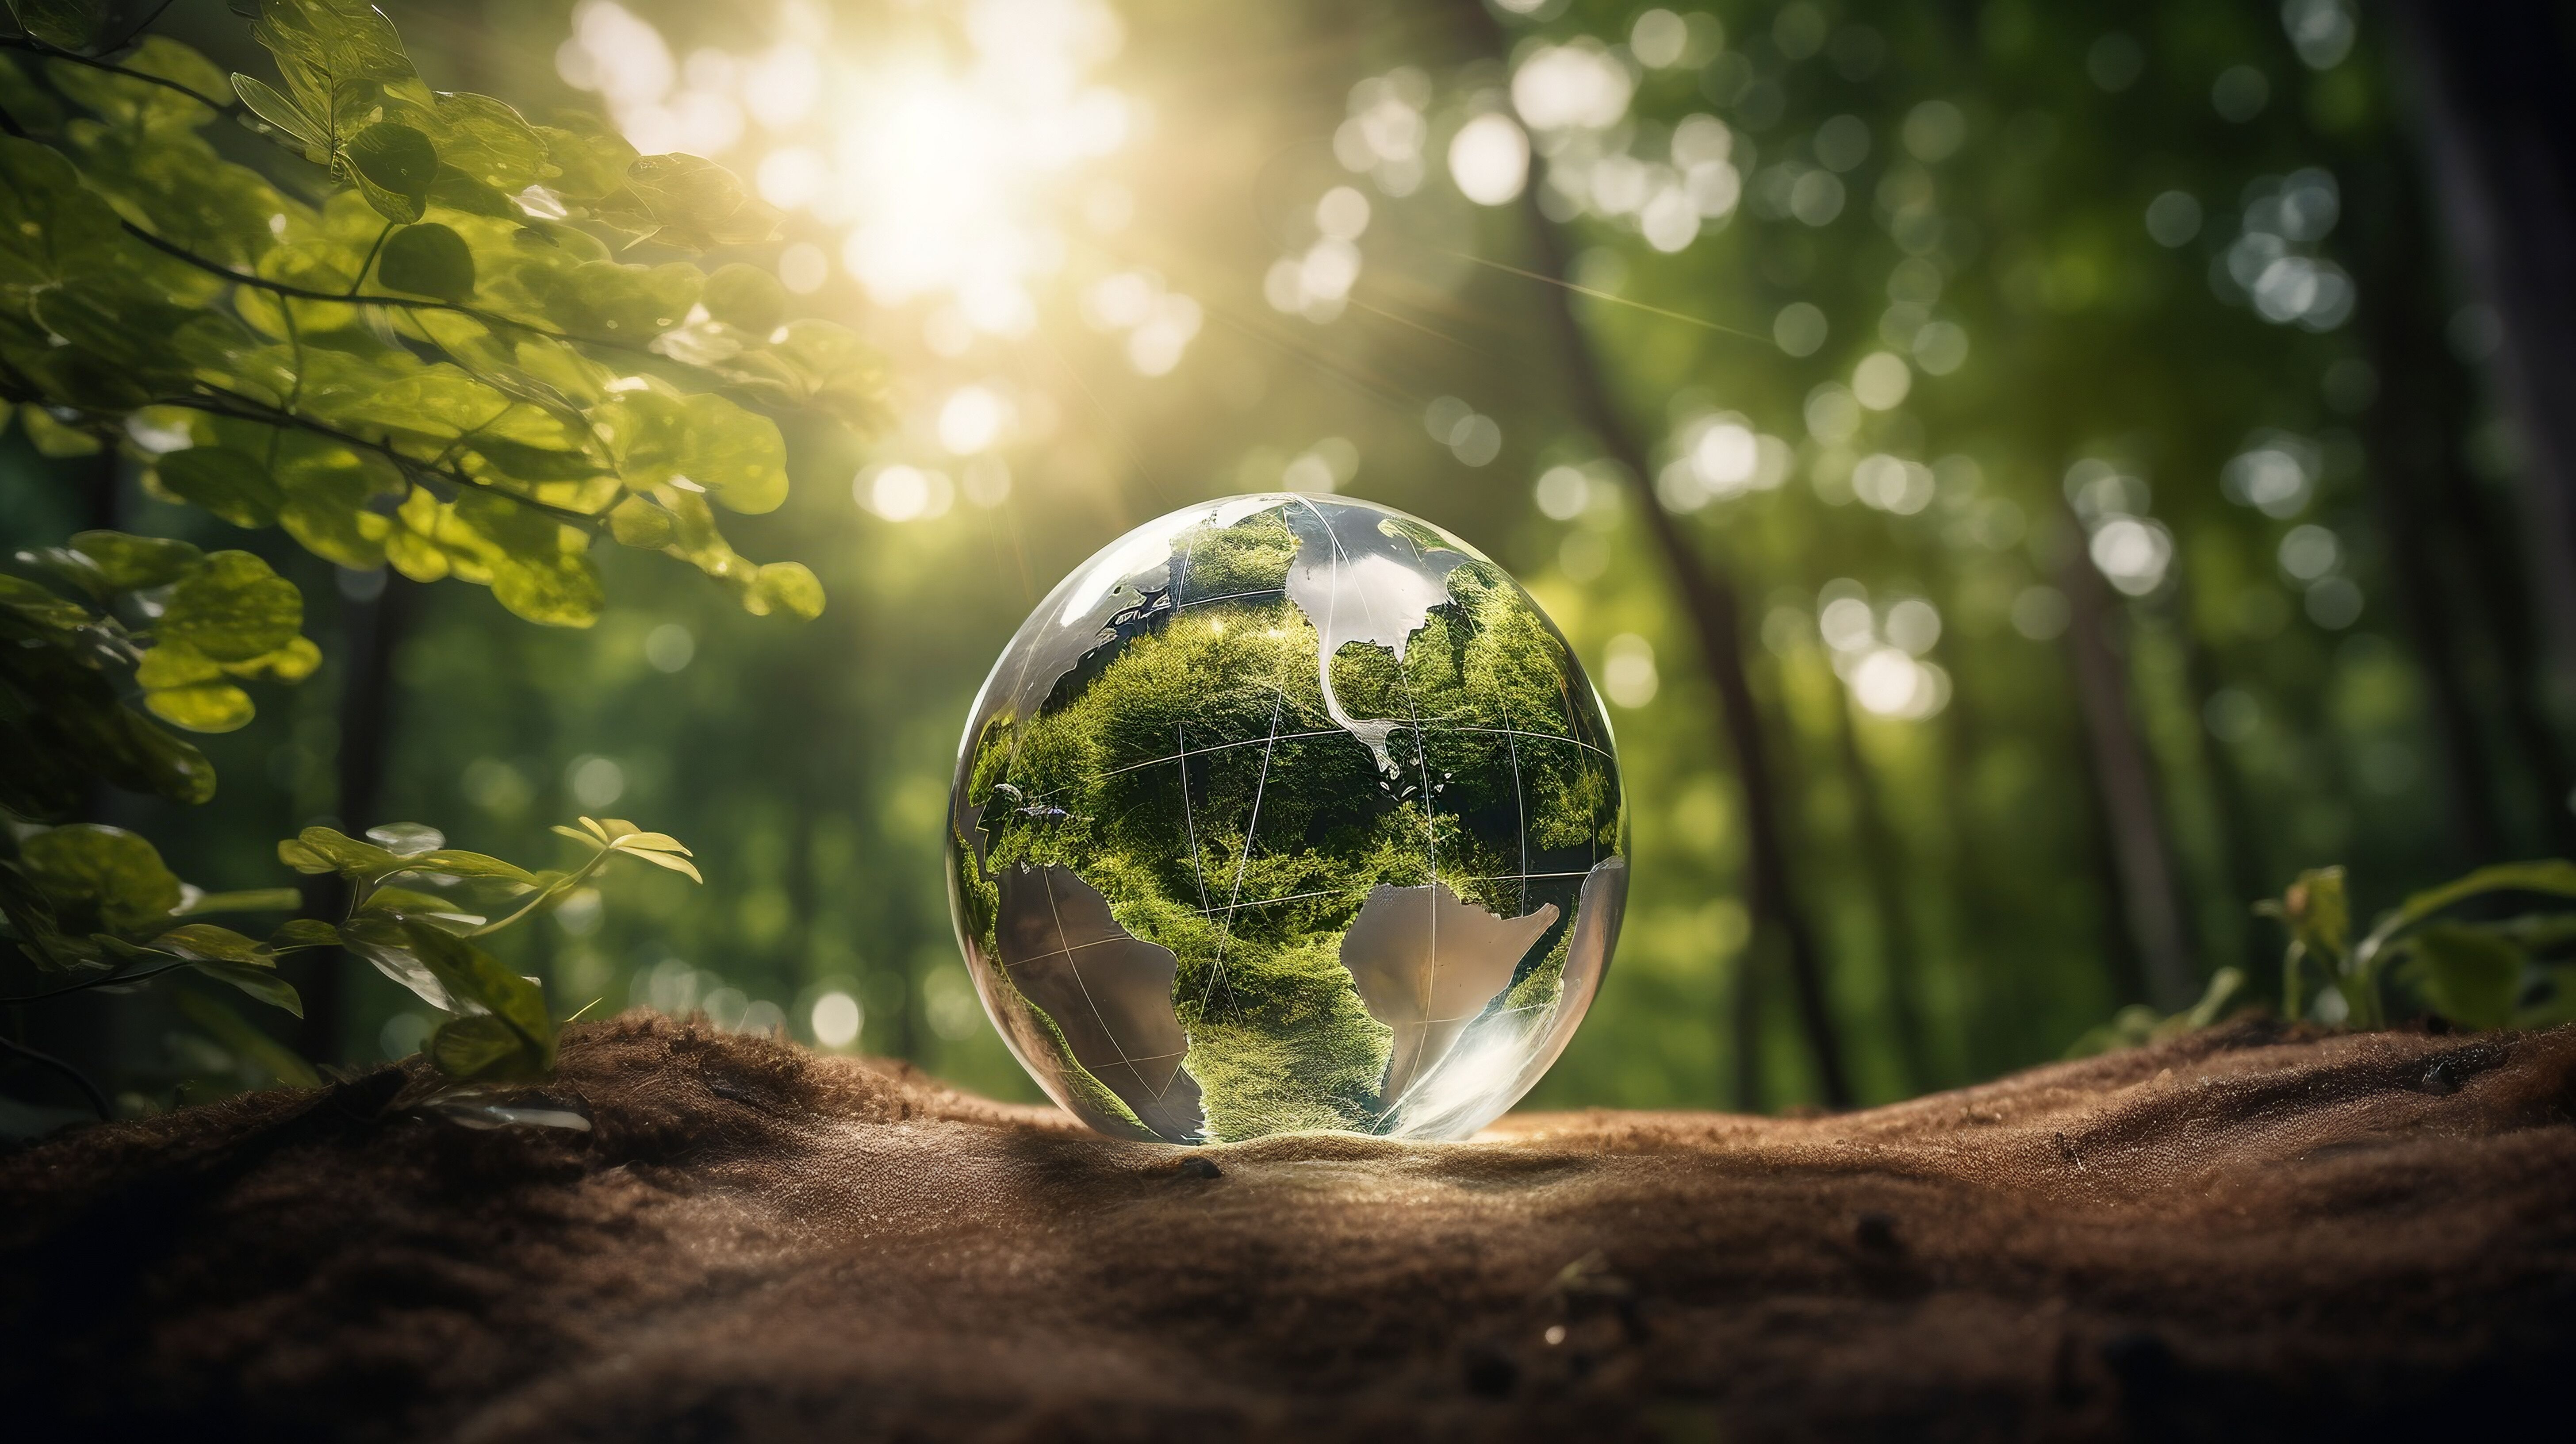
947, 494, 1628, 1144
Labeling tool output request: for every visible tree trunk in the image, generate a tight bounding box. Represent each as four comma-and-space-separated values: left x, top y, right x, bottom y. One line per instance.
2055, 530, 2197, 1011
1831, 696, 1935, 1095
1508, 207, 1851, 1110
2386, 0, 2576, 687
1445, 0, 1847, 1108
294, 572, 417, 1063
2172, 600, 2283, 973
2349, 169, 2508, 868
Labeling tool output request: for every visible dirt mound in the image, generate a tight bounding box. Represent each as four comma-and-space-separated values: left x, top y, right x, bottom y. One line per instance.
4, 1014, 2572, 1441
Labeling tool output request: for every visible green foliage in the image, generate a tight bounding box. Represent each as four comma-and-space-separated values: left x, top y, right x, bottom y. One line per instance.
2080, 853, 2576, 1052
0, 0, 859, 1121
0, 822, 307, 1010
276, 815, 697, 1084
0, 1, 875, 633
2089, 856, 2576, 1053
2, 530, 313, 821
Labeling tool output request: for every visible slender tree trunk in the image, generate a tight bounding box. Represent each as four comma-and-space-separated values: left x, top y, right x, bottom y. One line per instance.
1508, 206, 1852, 1110
2386, 0, 2576, 687
1831, 697, 1934, 1094
1730, 936, 1765, 1114
2171, 599, 2281, 972
2055, 527, 2196, 1011
2355, 281, 2506, 866
294, 571, 416, 1062
1444, 0, 1847, 1107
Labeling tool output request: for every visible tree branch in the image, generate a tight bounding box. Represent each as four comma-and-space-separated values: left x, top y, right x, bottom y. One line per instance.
0, 959, 193, 1005
0, 1031, 111, 1119
0, 35, 234, 114
119, 219, 663, 359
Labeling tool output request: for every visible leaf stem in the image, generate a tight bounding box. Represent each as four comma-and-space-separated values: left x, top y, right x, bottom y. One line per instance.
346, 221, 395, 299
0, 958, 194, 1004
470, 845, 612, 938
0, 1032, 111, 1119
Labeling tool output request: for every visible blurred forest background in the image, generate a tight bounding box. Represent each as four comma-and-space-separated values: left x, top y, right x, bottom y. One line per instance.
8, 0, 2573, 1117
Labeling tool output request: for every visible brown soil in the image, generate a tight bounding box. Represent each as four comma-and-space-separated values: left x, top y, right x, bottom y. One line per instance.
4, 1014, 2573, 1442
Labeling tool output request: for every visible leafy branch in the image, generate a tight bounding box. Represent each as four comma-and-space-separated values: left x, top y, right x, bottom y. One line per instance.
276, 817, 700, 1084
0, 0, 871, 1123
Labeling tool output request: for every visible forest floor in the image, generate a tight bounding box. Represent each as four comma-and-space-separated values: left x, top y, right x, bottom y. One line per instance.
4, 1013, 2572, 1442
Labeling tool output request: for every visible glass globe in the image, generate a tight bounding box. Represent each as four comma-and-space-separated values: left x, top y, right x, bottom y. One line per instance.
947, 495, 1626, 1144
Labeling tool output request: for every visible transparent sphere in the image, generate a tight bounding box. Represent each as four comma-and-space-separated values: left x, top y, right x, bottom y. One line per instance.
947, 495, 1627, 1144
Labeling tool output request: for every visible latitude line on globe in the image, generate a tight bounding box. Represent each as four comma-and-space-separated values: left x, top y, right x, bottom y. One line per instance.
1181, 869, 1601, 918
1037, 725, 1602, 805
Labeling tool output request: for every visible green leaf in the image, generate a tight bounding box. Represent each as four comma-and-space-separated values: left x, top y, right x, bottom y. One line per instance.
426, 90, 548, 190
144, 680, 257, 732
231, 71, 327, 154
156, 448, 286, 529
533, 111, 636, 198
747, 561, 824, 620
18, 405, 100, 457
594, 152, 778, 250
190, 960, 307, 1016
246, 0, 426, 141
161, 550, 303, 662
402, 918, 554, 1071
701, 262, 787, 333
220, 634, 322, 684
2410, 926, 2524, 1031
406, 849, 540, 886
19, 824, 181, 936
2278, 866, 2349, 963
275, 435, 399, 569
270, 918, 341, 949
600, 388, 787, 513
346, 121, 438, 223
606, 494, 674, 549
2367, 861, 2576, 956
8, 0, 101, 51
376, 220, 475, 300
69, 530, 201, 590
676, 393, 788, 514
176, 989, 319, 1086
277, 825, 404, 880
613, 846, 703, 883
428, 1012, 545, 1081
152, 922, 276, 965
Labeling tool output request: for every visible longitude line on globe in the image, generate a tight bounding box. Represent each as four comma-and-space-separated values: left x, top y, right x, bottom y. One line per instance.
1208, 683, 1286, 1020
1177, 723, 1214, 919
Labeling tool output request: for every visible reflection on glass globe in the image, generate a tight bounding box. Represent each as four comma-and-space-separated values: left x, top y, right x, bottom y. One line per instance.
947, 495, 1628, 1144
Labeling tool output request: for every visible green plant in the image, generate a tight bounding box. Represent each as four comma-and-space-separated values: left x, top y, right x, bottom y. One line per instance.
2074, 859, 2576, 1056
2262, 860, 2576, 1031
0, 0, 876, 1116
